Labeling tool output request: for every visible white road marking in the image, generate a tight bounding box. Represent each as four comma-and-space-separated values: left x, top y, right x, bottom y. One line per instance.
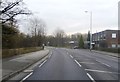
95, 60, 111, 67
23, 70, 33, 73
74, 60, 82, 67
20, 72, 33, 82
101, 63, 111, 67
95, 59, 101, 63
70, 55, 73, 58
85, 69, 119, 74
79, 62, 95, 64
87, 73, 96, 82
39, 60, 47, 67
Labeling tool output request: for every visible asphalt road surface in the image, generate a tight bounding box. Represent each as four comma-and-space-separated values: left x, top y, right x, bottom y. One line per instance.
19, 48, 119, 81
25, 48, 90, 80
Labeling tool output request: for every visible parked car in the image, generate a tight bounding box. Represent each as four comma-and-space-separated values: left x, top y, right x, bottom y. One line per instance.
73, 46, 79, 49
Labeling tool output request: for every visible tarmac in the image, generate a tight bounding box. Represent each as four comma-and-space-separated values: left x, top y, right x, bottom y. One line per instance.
92, 50, 119, 58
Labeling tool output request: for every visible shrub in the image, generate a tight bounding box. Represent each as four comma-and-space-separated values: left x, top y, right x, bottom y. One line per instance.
2, 47, 42, 58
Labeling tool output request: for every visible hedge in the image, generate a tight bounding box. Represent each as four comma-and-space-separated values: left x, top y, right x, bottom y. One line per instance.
2, 47, 42, 58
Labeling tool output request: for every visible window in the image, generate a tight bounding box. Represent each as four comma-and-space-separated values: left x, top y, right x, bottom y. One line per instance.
112, 33, 116, 38
104, 34, 106, 37
112, 44, 116, 48
98, 36, 100, 41
103, 34, 106, 40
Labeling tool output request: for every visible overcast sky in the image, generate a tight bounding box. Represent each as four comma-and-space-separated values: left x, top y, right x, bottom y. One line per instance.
20, 0, 119, 35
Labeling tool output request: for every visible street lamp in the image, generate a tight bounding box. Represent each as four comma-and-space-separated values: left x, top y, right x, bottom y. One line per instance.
85, 11, 92, 50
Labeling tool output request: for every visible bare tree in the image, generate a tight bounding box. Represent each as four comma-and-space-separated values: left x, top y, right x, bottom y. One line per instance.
0, 0, 31, 24
28, 17, 46, 46
53, 28, 66, 47
28, 17, 46, 36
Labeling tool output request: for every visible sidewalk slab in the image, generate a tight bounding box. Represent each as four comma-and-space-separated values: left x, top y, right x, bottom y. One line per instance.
1, 49, 49, 81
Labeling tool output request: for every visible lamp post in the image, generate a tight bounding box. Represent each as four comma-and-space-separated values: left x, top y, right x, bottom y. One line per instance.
85, 11, 92, 50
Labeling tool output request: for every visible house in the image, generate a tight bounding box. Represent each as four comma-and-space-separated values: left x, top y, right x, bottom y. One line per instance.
92, 30, 120, 48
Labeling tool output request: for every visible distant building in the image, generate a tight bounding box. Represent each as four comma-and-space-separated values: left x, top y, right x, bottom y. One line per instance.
92, 30, 120, 48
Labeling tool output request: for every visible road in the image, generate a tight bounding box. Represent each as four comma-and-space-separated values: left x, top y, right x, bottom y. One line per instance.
10, 48, 119, 81
24, 48, 90, 80
66, 48, 119, 80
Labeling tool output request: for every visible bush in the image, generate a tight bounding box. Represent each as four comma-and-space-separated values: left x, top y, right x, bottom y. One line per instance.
2, 47, 42, 58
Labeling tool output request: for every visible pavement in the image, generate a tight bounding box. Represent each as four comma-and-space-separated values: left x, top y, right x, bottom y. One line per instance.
1, 49, 49, 81
9, 47, 120, 81
26, 48, 90, 80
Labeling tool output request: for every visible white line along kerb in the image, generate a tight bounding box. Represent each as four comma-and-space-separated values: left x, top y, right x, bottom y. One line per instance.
39, 60, 47, 67
74, 60, 82, 67
87, 73, 96, 82
20, 72, 33, 82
